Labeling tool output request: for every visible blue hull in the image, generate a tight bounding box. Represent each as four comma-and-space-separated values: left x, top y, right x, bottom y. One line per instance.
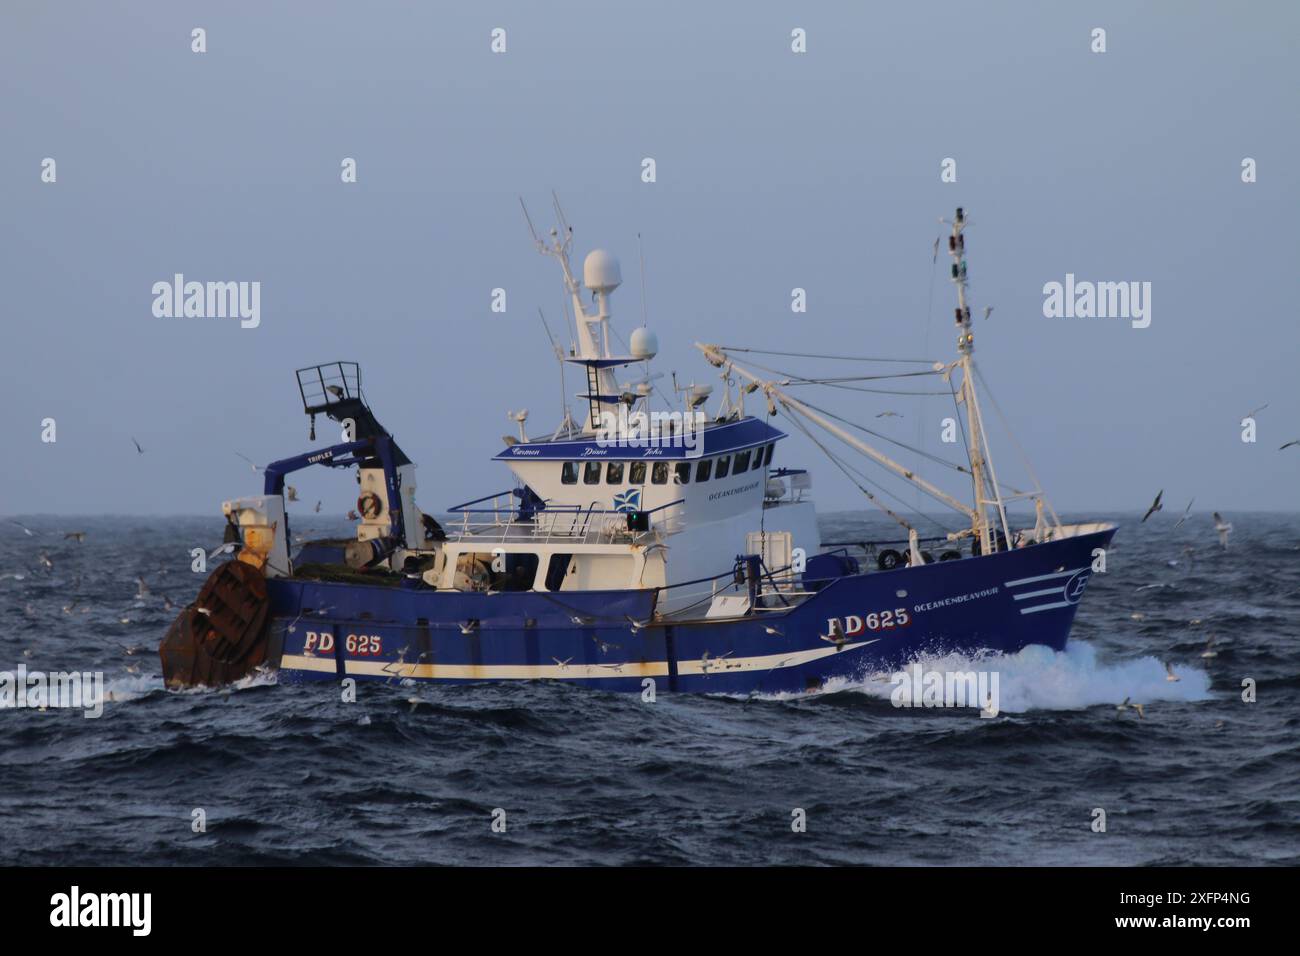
268, 525, 1116, 694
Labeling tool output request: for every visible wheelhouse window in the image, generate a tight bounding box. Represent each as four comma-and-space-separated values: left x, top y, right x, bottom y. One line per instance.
673, 462, 691, 484
545, 553, 573, 591
695, 458, 713, 482
733, 449, 751, 472
629, 461, 647, 484
764, 443, 775, 466
606, 462, 624, 484
583, 461, 602, 484
652, 462, 668, 484
498, 552, 539, 592
561, 462, 579, 484
715, 455, 731, 479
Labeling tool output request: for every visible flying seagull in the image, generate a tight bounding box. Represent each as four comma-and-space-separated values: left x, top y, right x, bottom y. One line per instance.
1201, 636, 1218, 659
63, 531, 86, 542
1213, 512, 1233, 550
8, 520, 35, 537
131, 437, 145, 454
1164, 661, 1180, 682
875, 411, 903, 419
1141, 490, 1163, 523
206, 542, 239, 561
1245, 403, 1268, 419
1280, 439, 1299, 450
286, 486, 299, 502
931, 236, 940, 263
314, 500, 322, 513
235, 452, 263, 473
1172, 498, 1194, 530
1116, 697, 1145, 719
983, 306, 993, 320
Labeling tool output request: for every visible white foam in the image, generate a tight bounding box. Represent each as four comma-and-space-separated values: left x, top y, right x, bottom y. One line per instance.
839, 640, 1213, 713
105, 667, 280, 703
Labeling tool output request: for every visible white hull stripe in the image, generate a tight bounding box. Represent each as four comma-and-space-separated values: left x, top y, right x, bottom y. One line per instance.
1004, 566, 1087, 588
676, 640, 878, 676
1018, 600, 1073, 615
1012, 586, 1066, 601
280, 640, 876, 681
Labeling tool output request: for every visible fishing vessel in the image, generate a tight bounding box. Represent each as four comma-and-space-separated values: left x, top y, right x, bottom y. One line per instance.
160, 206, 1116, 695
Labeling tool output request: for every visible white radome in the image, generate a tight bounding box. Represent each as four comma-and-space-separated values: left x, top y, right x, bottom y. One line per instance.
583, 249, 622, 293
630, 326, 659, 359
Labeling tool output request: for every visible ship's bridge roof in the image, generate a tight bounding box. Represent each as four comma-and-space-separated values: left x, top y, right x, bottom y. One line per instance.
493, 416, 786, 462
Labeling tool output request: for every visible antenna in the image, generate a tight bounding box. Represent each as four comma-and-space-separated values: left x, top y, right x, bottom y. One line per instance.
538, 307, 572, 430
637, 232, 649, 328
552, 191, 572, 237
519, 196, 541, 247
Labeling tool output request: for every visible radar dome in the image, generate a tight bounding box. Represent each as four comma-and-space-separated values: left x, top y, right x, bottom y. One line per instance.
583, 250, 622, 293
630, 327, 659, 360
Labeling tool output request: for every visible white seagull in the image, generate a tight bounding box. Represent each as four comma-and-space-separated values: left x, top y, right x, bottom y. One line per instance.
207, 542, 239, 561
1212, 512, 1233, 550
1117, 697, 1145, 719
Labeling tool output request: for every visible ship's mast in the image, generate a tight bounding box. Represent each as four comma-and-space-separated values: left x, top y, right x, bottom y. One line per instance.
522, 197, 624, 433
697, 208, 1048, 555
946, 208, 1012, 552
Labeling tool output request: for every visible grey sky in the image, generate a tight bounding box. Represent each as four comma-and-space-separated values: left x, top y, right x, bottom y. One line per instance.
2, 1, 1297, 517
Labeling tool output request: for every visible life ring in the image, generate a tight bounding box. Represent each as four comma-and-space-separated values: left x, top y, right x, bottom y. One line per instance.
357, 492, 383, 519
877, 549, 903, 571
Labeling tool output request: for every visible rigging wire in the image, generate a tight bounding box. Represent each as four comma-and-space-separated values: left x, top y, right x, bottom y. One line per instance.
714, 346, 938, 364
725, 354, 942, 383
780, 381, 953, 396
775, 398, 958, 535
785, 395, 970, 473
973, 363, 1062, 527
777, 405, 915, 533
